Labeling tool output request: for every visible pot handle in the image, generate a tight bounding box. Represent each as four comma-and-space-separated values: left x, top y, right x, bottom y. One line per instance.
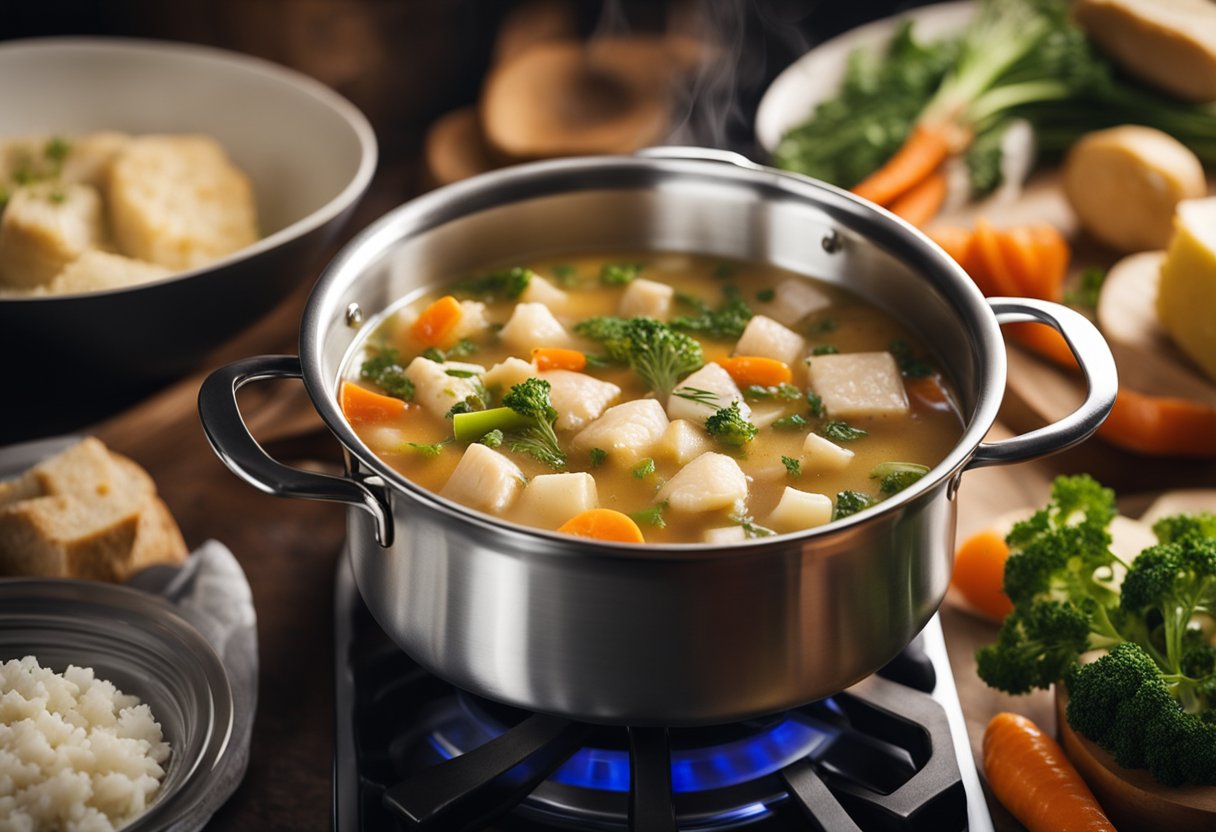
198, 355, 393, 546
967, 297, 1117, 469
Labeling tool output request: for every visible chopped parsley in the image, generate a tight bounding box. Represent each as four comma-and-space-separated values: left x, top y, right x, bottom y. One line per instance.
670, 287, 753, 339
1064, 267, 1106, 310
889, 339, 934, 378
772, 414, 808, 431
712, 262, 735, 279
452, 266, 532, 301
632, 458, 656, 479
821, 420, 867, 441
744, 383, 802, 401
589, 447, 608, 468
404, 439, 451, 457
629, 501, 668, 528
421, 347, 445, 362
811, 344, 839, 356
870, 461, 929, 495
807, 318, 839, 335
730, 510, 776, 539
705, 401, 758, 447
781, 456, 802, 477
552, 264, 578, 286
756, 288, 776, 302
600, 262, 642, 285
444, 368, 478, 378
479, 429, 504, 448
833, 490, 875, 520
806, 391, 825, 419
360, 347, 415, 402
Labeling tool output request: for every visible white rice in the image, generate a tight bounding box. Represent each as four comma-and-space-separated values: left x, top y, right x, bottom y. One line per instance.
0, 656, 170, 832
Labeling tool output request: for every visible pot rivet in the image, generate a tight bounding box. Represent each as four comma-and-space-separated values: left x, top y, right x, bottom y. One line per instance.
821, 230, 843, 254
345, 303, 364, 328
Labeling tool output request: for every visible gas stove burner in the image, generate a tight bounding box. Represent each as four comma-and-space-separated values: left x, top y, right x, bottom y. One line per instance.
333, 555, 994, 832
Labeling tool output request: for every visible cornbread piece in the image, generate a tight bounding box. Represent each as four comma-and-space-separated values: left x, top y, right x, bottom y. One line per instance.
47, 249, 171, 294
109, 134, 258, 269
0, 182, 105, 288
1157, 197, 1216, 382
807, 352, 909, 419
0, 132, 130, 192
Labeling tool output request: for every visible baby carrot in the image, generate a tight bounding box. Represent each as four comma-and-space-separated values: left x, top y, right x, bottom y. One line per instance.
341, 381, 406, 424
1097, 388, 1216, 457
983, 712, 1114, 832
719, 356, 793, 388
557, 509, 645, 543
410, 295, 463, 347
951, 530, 1014, 620
970, 219, 1023, 298
532, 347, 587, 372
888, 170, 948, 227
852, 124, 951, 207
928, 226, 973, 266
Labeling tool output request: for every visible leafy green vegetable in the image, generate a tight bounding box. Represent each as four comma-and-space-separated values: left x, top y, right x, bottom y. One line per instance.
743, 383, 802, 401
574, 317, 704, 398
730, 510, 776, 539
1064, 267, 1107, 310
552, 264, 578, 286
479, 429, 504, 448
404, 439, 451, 457
452, 267, 533, 301
811, 345, 839, 356
772, 414, 808, 431
631, 458, 656, 479
600, 263, 642, 285
630, 502, 668, 529
807, 318, 839, 335
821, 421, 868, 442
589, 448, 608, 468
756, 288, 775, 302
360, 347, 415, 402
833, 491, 875, 520
672, 387, 720, 408
501, 378, 566, 469
889, 340, 934, 378
670, 288, 753, 340
705, 402, 757, 447
423, 339, 478, 363
781, 456, 801, 477
806, 391, 825, 419
976, 475, 1216, 786
870, 461, 929, 494
712, 263, 735, 280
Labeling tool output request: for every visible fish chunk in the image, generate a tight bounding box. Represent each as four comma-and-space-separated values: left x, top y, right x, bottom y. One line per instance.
404, 357, 487, 418
499, 302, 573, 352
544, 369, 621, 431
571, 399, 669, 466
806, 352, 909, 419
450, 300, 490, 341
657, 452, 748, 513
765, 487, 832, 533
618, 278, 674, 320
754, 278, 833, 327
657, 419, 711, 465
514, 472, 598, 528
441, 443, 525, 515
483, 357, 535, 394
802, 433, 855, 472
734, 315, 806, 366
520, 275, 571, 315
666, 363, 750, 423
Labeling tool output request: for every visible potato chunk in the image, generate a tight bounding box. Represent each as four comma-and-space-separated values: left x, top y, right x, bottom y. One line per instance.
449, 300, 491, 341
657, 419, 711, 464
571, 399, 669, 466
703, 525, 746, 545
666, 363, 750, 423
754, 278, 832, 327
734, 315, 806, 366
618, 278, 674, 320
441, 443, 524, 515
656, 452, 748, 513
520, 275, 571, 314
483, 357, 535, 394
499, 302, 573, 352
764, 487, 832, 533
802, 433, 855, 472
47, 250, 171, 294
109, 135, 258, 269
0, 183, 105, 288
404, 357, 487, 419
806, 352, 909, 419
515, 472, 598, 528
544, 369, 621, 431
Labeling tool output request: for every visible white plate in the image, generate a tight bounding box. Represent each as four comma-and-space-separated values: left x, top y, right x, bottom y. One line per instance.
755, 1, 974, 155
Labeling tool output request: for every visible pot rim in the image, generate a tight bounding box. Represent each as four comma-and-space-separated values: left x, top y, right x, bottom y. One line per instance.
300, 154, 1004, 558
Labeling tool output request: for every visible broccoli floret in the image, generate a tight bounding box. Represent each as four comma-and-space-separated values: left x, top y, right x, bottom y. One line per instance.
360, 346, 415, 402
705, 402, 757, 447
452, 266, 532, 300
869, 461, 929, 495
670, 288, 753, 339
574, 317, 704, 398
1153, 513, 1216, 545
501, 378, 566, 469
977, 600, 1092, 694
833, 490, 875, 520
600, 262, 641, 285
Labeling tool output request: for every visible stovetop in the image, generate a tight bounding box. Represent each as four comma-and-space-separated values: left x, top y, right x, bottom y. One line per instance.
333, 552, 993, 831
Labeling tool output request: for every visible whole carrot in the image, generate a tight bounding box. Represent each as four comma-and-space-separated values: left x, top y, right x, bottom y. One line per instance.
983, 712, 1114, 832
852, 124, 950, 207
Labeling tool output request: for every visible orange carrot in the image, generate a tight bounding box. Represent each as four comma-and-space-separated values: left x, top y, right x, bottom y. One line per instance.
410, 295, 463, 347
719, 356, 793, 388
532, 347, 587, 372
852, 124, 951, 207
994, 225, 1043, 298
888, 170, 947, 227
905, 376, 953, 413
983, 712, 1115, 832
928, 226, 972, 265
1023, 224, 1070, 302
1096, 388, 1216, 457
951, 530, 1014, 620
341, 381, 406, 424
971, 219, 1023, 297
557, 509, 645, 544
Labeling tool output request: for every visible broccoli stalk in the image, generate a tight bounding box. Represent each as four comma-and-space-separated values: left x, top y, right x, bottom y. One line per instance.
574, 316, 704, 398
451, 378, 565, 469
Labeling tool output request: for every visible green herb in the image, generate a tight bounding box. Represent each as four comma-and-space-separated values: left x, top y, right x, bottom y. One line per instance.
670, 288, 754, 340
480, 429, 504, 448
449, 339, 479, 358
360, 347, 415, 402
48, 189, 66, 204
600, 262, 642, 285
705, 401, 757, 447
444, 368, 478, 378
772, 414, 808, 431
807, 318, 839, 335
756, 288, 775, 302
672, 386, 721, 408
404, 438, 452, 457
583, 354, 615, 369
744, 383, 802, 401
965, 118, 1009, 196
552, 264, 578, 286
589, 447, 608, 468
806, 391, 825, 419
629, 502, 668, 528
889, 339, 934, 378
730, 510, 776, 539
421, 347, 445, 363
811, 345, 839, 356
1065, 267, 1107, 310
631, 458, 656, 479
452, 266, 533, 300
44, 136, 71, 166
821, 421, 868, 442
712, 263, 735, 279
781, 456, 802, 477
574, 316, 703, 398
833, 490, 876, 520
870, 461, 929, 494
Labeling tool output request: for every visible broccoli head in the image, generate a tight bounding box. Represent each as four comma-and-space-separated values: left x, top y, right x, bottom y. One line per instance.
1152, 512, 1216, 545
575, 316, 704, 398
977, 599, 1092, 694
705, 401, 757, 447
501, 378, 565, 468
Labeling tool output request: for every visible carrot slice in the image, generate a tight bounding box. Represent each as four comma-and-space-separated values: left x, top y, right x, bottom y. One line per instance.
557, 509, 645, 543
852, 124, 951, 207
983, 712, 1115, 832
995, 225, 1044, 299
951, 530, 1014, 620
1097, 388, 1216, 457
971, 219, 1023, 297
888, 170, 948, 227
410, 295, 463, 347
532, 347, 587, 372
341, 381, 406, 424
719, 356, 793, 388
928, 226, 972, 265
1022, 224, 1069, 302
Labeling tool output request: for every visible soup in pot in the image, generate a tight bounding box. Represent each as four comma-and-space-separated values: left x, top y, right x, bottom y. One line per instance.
339, 253, 963, 544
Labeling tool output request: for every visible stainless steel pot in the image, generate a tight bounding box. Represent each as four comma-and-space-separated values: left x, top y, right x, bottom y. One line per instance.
199, 150, 1116, 726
